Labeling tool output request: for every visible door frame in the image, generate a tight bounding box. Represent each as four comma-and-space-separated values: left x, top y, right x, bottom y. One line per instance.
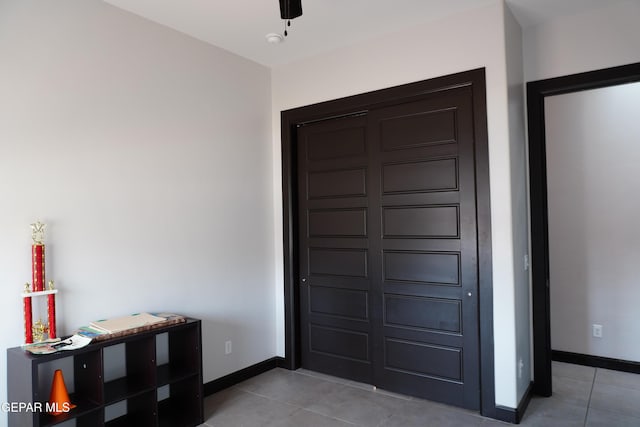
527, 62, 640, 397
280, 68, 496, 417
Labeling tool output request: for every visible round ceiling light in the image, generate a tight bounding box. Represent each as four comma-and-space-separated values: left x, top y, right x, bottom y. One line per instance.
265, 33, 284, 44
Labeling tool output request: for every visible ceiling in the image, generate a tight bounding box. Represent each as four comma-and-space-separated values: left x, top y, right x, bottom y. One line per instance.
102, 0, 630, 67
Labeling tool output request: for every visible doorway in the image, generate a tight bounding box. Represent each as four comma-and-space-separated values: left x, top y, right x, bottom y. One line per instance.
527, 62, 640, 397
281, 68, 496, 416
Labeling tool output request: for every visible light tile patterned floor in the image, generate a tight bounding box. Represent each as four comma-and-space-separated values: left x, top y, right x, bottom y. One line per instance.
200, 362, 640, 426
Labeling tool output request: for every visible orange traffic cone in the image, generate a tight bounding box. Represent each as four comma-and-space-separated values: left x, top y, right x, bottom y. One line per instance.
48, 369, 76, 416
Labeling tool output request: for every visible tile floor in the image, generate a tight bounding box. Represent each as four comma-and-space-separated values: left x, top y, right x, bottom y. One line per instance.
200, 362, 640, 426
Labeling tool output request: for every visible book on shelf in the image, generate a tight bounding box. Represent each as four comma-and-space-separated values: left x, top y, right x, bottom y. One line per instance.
76, 325, 108, 339
22, 338, 60, 355
90, 312, 166, 334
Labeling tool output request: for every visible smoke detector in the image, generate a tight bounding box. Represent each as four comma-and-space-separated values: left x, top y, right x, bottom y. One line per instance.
266, 33, 284, 44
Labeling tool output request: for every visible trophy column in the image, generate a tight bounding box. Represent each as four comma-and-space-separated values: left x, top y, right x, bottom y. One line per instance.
23, 284, 33, 344
22, 221, 58, 345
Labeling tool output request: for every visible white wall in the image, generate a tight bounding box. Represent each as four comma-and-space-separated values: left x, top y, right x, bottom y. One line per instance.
545, 83, 640, 361
0, 1, 274, 424
523, 0, 640, 82
503, 3, 531, 403
272, 0, 523, 409
522, 0, 640, 370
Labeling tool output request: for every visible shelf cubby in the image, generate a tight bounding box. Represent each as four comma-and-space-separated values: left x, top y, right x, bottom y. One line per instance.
157, 375, 203, 427
105, 390, 156, 427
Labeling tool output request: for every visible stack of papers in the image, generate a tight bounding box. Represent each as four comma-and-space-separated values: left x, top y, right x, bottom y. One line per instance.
90, 312, 166, 334
23, 335, 92, 355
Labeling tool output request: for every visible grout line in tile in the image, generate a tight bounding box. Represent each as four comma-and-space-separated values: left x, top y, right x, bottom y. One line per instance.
301, 406, 360, 425
584, 368, 597, 426
295, 369, 415, 403
234, 381, 385, 426
295, 369, 374, 391
242, 388, 308, 410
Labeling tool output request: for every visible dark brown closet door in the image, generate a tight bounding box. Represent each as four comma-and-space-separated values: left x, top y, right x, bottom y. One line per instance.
369, 86, 480, 409
297, 114, 374, 383
297, 85, 480, 410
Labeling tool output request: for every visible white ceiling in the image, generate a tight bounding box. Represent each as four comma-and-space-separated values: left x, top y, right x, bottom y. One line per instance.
102, 0, 631, 67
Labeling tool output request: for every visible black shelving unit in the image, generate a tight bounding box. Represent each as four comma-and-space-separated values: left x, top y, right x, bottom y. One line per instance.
7, 318, 203, 427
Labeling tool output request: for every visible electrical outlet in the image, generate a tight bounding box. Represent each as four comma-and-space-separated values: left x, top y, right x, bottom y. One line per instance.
225, 340, 232, 354
592, 324, 603, 338
524, 254, 530, 271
